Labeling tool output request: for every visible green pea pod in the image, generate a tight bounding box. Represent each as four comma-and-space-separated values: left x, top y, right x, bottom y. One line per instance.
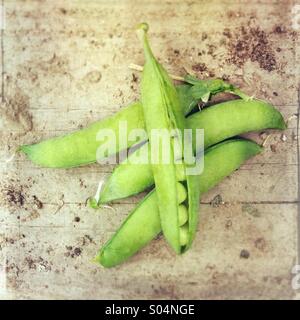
96, 138, 263, 268
20, 82, 248, 168
93, 99, 286, 204
137, 22, 200, 254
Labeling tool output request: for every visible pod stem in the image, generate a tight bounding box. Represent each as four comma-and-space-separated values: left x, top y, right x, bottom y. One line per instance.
136, 22, 154, 63
129, 63, 185, 81
88, 179, 106, 209
129, 63, 185, 82
229, 88, 252, 101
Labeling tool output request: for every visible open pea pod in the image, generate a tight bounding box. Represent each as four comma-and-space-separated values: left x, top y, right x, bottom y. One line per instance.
137, 22, 200, 253
96, 138, 263, 268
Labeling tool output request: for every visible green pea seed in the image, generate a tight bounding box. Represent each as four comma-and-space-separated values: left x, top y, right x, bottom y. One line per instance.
175, 164, 186, 182
177, 182, 187, 204
178, 205, 188, 226
179, 224, 189, 246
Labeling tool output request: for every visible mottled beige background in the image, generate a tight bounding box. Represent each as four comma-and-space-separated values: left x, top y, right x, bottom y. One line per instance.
0, 0, 299, 299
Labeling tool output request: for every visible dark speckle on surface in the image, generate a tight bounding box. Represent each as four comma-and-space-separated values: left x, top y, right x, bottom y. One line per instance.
240, 249, 250, 259
192, 63, 207, 72
33, 195, 43, 209
173, 49, 180, 56
74, 247, 82, 256
210, 194, 223, 207
270, 144, 277, 153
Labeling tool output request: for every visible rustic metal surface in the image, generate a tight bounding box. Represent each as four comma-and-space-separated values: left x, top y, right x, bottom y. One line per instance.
0, 0, 299, 299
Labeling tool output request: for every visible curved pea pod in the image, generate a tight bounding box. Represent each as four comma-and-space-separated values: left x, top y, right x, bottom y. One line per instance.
96, 138, 263, 268
94, 99, 286, 204
19, 85, 195, 168
20, 101, 145, 168
19, 78, 245, 168
187, 99, 286, 151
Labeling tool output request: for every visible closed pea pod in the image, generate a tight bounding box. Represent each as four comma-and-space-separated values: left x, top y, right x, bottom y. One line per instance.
20, 79, 246, 168
20, 101, 146, 168
96, 138, 263, 268
91, 99, 286, 205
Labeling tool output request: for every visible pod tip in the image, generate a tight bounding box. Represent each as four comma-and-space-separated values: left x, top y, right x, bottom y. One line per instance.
18, 144, 28, 154
282, 120, 288, 130
88, 197, 100, 209
136, 22, 149, 32
94, 251, 114, 268
91, 254, 100, 264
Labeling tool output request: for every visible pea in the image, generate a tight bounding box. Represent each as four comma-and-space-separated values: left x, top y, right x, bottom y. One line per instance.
175, 164, 186, 182
178, 205, 188, 226
95, 99, 285, 204
179, 224, 189, 246
97, 138, 262, 268
177, 182, 187, 204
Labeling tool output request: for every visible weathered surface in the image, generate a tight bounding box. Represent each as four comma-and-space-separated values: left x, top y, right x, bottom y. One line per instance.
0, 0, 299, 299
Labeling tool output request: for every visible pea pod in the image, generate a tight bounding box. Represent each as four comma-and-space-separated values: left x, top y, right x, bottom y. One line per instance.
92, 99, 286, 204
96, 138, 263, 268
20, 84, 247, 168
137, 23, 200, 253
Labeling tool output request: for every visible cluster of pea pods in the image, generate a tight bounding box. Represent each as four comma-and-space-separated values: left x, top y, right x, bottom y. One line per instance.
20, 23, 286, 268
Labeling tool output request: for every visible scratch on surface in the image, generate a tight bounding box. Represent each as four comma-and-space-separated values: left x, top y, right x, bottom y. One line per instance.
54, 197, 65, 215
